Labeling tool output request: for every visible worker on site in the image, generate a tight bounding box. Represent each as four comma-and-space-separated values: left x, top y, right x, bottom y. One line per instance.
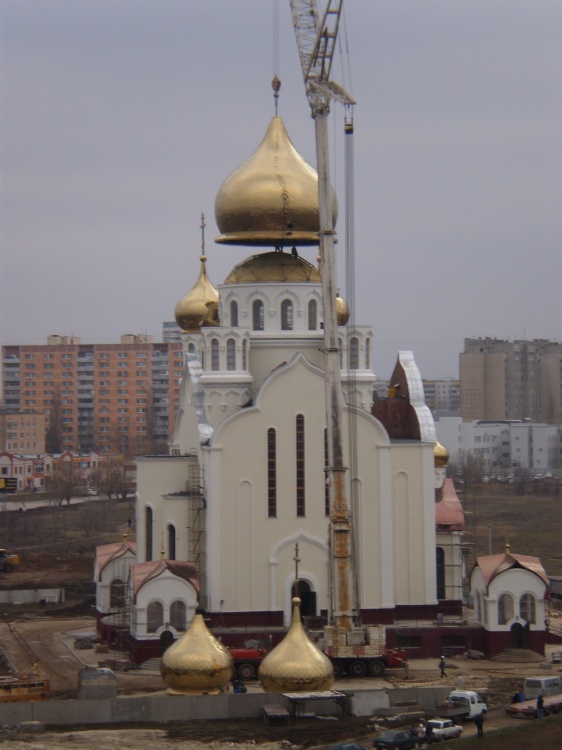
438, 655, 447, 677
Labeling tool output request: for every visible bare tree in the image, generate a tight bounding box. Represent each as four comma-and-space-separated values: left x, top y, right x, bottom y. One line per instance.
46, 460, 76, 505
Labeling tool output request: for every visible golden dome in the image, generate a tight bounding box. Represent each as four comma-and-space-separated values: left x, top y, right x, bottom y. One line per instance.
434, 440, 450, 468
224, 250, 321, 284
160, 613, 234, 695
215, 116, 337, 246
258, 597, 334, 692
175, 255, 219, 333
336, 294, 350, 325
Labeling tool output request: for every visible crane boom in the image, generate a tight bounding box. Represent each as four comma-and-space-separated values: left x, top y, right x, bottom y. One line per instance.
290, 0, 356, 629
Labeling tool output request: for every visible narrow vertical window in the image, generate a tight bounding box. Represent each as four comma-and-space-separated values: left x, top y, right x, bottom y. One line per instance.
365, 337, 371, 369
436, 547, 445, 600
267, 427, 276, 517
168, 523, 176, 560
498, 593, 514, 624
308, 299, 317, 330
324, 428, 330, 516
211, 338, 219, 371
145, 506, 153, 561
242, 339, 247, 370
296, 414, 305, 517
520, 593, 536, 624
230, 300, 239, 327
188, 342, 195, 354
350, 337, 359, 369
338, 338, 343, 368
170, 600, 186, 631
252, 300, 264, 331
226, 338, 236, 370
281, 299, 293, 330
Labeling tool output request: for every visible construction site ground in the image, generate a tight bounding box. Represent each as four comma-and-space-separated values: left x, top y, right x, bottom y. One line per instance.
1, 616, 562, 749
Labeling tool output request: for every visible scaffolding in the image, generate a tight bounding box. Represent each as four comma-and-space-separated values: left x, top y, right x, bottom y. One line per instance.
187, 462, 207, 609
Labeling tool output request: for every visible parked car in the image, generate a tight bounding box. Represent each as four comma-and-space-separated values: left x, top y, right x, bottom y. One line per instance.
329, 744, 367, 750
87, 488, 98, 496
373, 731, 419, 749
426, 719, 463, 741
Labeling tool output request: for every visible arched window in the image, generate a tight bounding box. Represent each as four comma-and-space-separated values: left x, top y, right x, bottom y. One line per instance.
296, 414, 305, 517
267, 428, 276, 517
147, 601, 164, 633
226, 338, 236, 370
281, 299, 293, 330
498, 593, 514, 624
520, 593, 536, 624
242, 339, 247, 370
365, 337, 371, 369
436, 547, 445, 600
170, 600, 187, 631
308, 299, 317, 330
211, 338, 219, 371
230, 300, 239, 327
188, 342, 195, 354
349, 337, 359, 369
252, 300, 264, 331
110, 578, 125, 609
167, 523, 176, 560
145, 506, 153, 561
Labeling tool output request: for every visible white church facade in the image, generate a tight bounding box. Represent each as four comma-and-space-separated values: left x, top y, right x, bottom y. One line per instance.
95, 115, 471, 663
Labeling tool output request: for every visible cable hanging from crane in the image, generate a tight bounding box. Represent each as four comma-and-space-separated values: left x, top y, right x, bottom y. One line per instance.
272, 0, 281, 115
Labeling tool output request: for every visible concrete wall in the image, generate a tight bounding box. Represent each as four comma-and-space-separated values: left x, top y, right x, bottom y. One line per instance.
0, 686, 453, 726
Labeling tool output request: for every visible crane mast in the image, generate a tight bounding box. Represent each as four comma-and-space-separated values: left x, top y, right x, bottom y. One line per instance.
290, 0, 356, 629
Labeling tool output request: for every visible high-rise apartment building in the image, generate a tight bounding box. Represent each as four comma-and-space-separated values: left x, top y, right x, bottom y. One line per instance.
0, 411, 46, 453
1, 335, 183, 454
460, 338, 561, 425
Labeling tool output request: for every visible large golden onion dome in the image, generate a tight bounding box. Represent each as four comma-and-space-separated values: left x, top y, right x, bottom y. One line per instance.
174, 254, 219, 333
215, 116, 337, 246
434, 440, 450, 468
258, 597, 334, 692
224, 250, 321, 284
160, 613, 234, 695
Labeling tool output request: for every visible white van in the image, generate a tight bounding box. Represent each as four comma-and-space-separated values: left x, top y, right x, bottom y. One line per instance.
524, 675, 562, 699
448, 690, 487, 718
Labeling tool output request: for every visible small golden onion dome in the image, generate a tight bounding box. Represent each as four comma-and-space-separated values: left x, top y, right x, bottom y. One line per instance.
258, 597, 334, 692
434, 440, 450, 468
174, 255, 219, 333
224, 251, 320, 284
215, 116, 337, 246
336, 294, 350, 326
160, 613, 234, 695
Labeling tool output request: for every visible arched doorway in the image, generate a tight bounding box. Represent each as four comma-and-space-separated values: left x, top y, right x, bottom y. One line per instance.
160, 629, 175, 655
295, 580, 316, 619
510, 621, 530, 649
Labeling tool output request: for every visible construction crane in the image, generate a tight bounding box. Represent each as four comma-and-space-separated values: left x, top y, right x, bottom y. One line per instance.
290, 0, 356, 629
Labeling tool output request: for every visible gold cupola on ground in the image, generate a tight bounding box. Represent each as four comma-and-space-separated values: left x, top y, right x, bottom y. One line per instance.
258, 596, 334, 692
160, 613, 233, 694
215, 116, 337, 247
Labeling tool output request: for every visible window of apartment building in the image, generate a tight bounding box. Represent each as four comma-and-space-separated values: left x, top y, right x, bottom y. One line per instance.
43, 363, 54, 369
24, 390, 36, 396
117, 380, 128, 386
43, 354, 53, 360
99, 417, 110, 423
136, 361, 146, 368
99, 361, 109, 368
137, 380, 147, 387
62, 354, 72, 360
25, 400, 36, 406
63, 381, 72, 387
137, 407, 146, 414
24, 354, 35, 360
118, 399, 128, 405
118, 408, 129, 414
118, 370, 128, 377
137, 389, 147, 395
118, 353, 128, 359
62, 398, 72, 404
137, 417, 146, 423
62, 362, 72, 369
99, 389, 109, 395
62, 418, 73, 424
62, 408, 72, 414
100, 408, 110, 414
117, 389, 128, 395
136, 352, 147, 358
25, 372, 35, 379
174, 370, 182, 377
137, 426, 146, 432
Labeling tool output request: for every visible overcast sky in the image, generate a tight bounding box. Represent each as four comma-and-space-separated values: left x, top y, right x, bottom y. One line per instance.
1, 0, 561, 379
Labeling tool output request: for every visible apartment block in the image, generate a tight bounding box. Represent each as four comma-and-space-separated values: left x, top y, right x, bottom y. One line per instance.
460, 338, 561, 425
0, 411, 46, 453
1, 335, 183, 454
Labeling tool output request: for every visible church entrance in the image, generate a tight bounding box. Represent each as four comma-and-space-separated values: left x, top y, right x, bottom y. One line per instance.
510, 621, 530, 649
160, 629, 175, 655
297, 580, 317, 618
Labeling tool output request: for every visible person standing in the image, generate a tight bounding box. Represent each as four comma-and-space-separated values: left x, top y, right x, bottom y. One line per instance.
474, 711, 484, 738
537, 693, 544, 719
438, 655, 447, 677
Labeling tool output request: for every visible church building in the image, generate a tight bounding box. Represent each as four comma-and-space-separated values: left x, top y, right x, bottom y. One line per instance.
95, 113, 467, 663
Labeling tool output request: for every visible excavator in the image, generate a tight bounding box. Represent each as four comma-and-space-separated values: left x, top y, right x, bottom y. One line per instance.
0, 548, 20, 573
